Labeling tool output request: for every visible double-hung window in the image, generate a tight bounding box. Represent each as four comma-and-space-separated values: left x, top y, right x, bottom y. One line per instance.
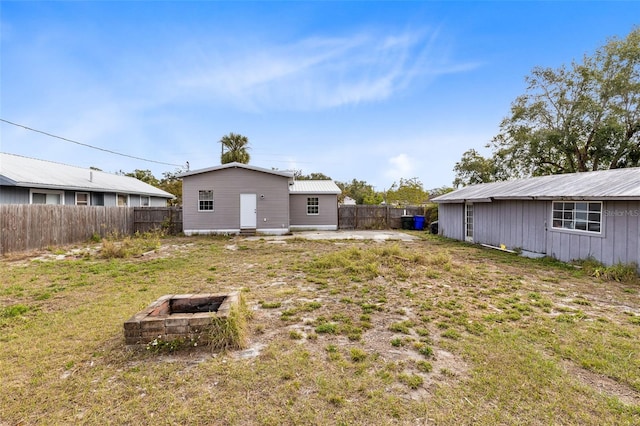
199, 190, 214, 211
307, 197, 319, 215
76, 192, 90, 206
552, 201, 602, 234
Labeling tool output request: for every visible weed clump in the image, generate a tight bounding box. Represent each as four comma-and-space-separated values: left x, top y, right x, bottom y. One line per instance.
207, 293, 251, 351
578, 258, 639, 282
99, 231, 163, 259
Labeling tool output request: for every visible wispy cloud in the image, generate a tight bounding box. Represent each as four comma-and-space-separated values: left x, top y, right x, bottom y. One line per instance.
384, 153, 416, 183
174, 29, 479, 111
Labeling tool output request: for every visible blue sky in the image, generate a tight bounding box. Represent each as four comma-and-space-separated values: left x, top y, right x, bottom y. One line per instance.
1, 1, 639, 191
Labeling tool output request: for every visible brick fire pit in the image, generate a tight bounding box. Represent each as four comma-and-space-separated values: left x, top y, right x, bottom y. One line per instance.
124, 292, 239, 346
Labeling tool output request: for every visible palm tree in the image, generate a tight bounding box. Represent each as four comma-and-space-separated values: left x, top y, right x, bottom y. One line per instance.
220, 133, 251, 164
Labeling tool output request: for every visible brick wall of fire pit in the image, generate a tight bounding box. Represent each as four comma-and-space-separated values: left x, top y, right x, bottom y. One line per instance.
124, 292, 239, 346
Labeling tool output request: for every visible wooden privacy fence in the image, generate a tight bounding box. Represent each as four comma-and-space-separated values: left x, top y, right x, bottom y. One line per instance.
0, 206, 183, 255
338, 205, 428, 230
133, 207, 182, 235
1, 205, 134, 255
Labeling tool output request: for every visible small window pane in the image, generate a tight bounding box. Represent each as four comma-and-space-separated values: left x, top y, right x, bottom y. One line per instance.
575, 221, 587, 231
32, 193, 46, 204
564, 203, 574, 210
588, 212, 601, 222
588, 223, 601, 232
77, 193, 89, 206
589, 203, 601, 212
575, 203, 587, 211
307, 197, 319, 215
199, 190, 214, 211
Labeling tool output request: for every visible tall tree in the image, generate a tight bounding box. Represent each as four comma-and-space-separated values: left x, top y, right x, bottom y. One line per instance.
294, 171, 332, 180
159, 170, 185, 206
335, 179, 380, 205
455, 27, 640, 184
386, 177, 429, 206
453, 149, 501, 187
220, 132, 251, 164
122, 169, 160, 187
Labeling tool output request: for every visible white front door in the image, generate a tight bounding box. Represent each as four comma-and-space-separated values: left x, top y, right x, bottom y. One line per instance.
240, 194, 257, 229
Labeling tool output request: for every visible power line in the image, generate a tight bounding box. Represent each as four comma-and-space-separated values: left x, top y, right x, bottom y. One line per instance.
0, 118, 184, 168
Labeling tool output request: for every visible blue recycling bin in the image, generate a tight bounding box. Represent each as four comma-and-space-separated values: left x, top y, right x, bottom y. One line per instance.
413, 215, 425, 231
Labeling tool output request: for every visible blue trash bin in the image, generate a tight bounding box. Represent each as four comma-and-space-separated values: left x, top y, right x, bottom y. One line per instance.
413, 215, 425, 231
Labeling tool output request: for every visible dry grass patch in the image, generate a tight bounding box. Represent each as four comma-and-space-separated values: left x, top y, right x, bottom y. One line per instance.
1, 234, 639, 424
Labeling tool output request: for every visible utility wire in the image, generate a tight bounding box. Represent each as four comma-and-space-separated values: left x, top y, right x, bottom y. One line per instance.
0, 118, 184, 168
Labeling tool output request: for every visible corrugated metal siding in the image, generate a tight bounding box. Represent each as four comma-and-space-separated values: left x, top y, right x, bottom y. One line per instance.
182, 167, 290, 232
0, 186, 29, 204
441, 199, 640, 270
546, 200, 640, 268
438, 203, 463, 240
474, 200, 547, 253
290, 194, 338, 228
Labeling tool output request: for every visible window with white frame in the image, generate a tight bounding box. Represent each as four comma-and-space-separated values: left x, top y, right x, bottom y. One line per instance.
31, 189, 63, 205
76, 192, 90, 206
552, 201, 602, 233
307, 197, 319, 215
199, 190, 214, 211
117, 194, 128, 207
140, 196, 150, 207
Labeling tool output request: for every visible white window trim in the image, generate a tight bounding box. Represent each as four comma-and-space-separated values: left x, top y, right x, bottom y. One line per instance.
140, 196, 151, 207
30, 189, 65, 205
76, 192, 90, 206
550, 200, 604, 236
307, 197, 319, 215
198, 190, 215, 212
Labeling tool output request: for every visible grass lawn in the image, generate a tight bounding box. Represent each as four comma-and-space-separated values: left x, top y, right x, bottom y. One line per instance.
1, 233, 639, 425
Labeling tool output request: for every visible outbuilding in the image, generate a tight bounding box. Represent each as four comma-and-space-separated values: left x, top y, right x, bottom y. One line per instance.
179, 162, 341, 235
432, 167, 640, 271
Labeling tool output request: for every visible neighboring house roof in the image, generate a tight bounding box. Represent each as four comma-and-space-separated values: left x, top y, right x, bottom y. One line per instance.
0, 152, 175, 198
433, 167, 640, 203
289, 180, 342, 195
179, 162, 294, 179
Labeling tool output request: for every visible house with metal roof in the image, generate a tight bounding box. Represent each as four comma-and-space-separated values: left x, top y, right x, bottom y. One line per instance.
432, 167, 640, 270
179, 162, 341, 235
0, 152, 174, 206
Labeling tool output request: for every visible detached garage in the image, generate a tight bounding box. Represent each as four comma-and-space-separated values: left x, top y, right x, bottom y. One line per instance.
432, 167, 640, 271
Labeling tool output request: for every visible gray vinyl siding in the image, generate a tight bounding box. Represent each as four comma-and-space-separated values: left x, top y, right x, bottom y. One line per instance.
290, 194, 338, 229
0, 186, 29, 204
182, 167, 290, 232
438, 203, 464, 240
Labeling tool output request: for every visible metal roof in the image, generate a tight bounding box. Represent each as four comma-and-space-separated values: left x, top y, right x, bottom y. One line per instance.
179, 162, 294, 179
289, 180, 342, 194
0, 152, 175, 198
432, 167, 640, 203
